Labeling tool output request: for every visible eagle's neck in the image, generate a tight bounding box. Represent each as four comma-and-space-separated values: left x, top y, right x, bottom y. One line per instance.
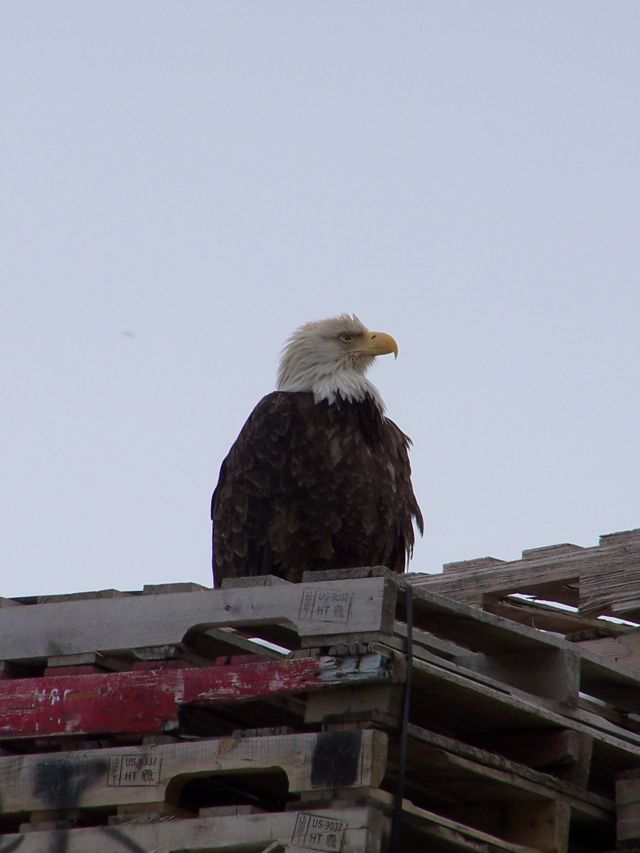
277, 366, 385, 411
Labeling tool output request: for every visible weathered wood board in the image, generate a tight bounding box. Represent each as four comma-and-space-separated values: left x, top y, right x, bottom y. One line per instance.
392, 589, 640, 715
0, 730, 387, 815
578, 628, 640, 671
354, 790, 538, 852
0, 805, 385, 852
403, 725, 612, 822
408, 584, 592, 656
486, 595, 633, 638
406, 654, 640, 776
0, 577, 396, 662
0, 653, 398, 740
0, 539, 638, 853
616, 769, 640, 844
410, 531, 640, 620
579, 646, 640, 712
2, 798, 542, 853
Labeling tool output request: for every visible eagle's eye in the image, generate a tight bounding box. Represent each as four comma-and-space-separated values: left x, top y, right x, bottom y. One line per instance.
339, 333, 355, 343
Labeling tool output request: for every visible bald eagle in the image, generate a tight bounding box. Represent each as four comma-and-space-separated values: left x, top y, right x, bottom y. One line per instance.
211, 314, 423, 586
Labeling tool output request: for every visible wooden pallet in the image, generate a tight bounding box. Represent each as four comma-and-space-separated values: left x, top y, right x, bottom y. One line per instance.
409, 527, 640, 623
0, 804, 382, 853
0, 572, 639, 852
0, 799, 546, 853
0, 730, 387, 819
0, 576, 396, 663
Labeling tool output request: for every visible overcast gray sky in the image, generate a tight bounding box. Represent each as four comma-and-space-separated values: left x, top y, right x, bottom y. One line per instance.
2, 2, 640, 597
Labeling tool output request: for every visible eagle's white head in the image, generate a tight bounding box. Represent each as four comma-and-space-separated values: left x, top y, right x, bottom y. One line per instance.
276, 314, 398, 408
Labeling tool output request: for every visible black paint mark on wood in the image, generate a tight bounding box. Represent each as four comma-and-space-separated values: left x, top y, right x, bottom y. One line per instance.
31, 757, 106, 853
310, 730, 362, 788
34, 756, 107, 809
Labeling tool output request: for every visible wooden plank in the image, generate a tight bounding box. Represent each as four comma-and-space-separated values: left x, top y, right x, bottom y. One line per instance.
360, 790, 537, 852
404, 725, 611, 820
617, 816, 640, 844
0, 652, 399, 740
0, 805, 385, 852
221, 575, 293, 588
1, 795, 552, 853
0, 597, 24, 608
616, 774, 640, 806
579, 647, 640, 711
305, 684, 404, 726
384, 615, 582, 708
392, 620, 469, 660
406, 655, 640, 774
410, 535, 640, 619
0, 730, 387, 815
142, 582, 209, 594
502, 800, 570, 853
382, 634, 581, 710
0, 577, 396, 663
521, 544, 585, 561
454, 647, 580, 706
301, 567, 397, 583
43, 652, 132, 673
386, 612, 640, 750
616, 770, 640, 844
188, 627, 288, 661
407, 584, 579, 656
411, 561, 581, 608
487, 596, 633, 639
581, 565, 640, 620
442, 557, 506, 574
469, 730, 594, 787
577, 629, 640, 670
432, 801, 573, 853
24, 588, 130, 604
599, 528, 640, 547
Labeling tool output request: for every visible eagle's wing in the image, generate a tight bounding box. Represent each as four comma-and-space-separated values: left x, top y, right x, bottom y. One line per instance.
211, 392, 296, 586
383, 419, 424, 572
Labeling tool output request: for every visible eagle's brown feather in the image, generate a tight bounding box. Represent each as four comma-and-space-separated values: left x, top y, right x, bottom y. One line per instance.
211, 391, 423, 585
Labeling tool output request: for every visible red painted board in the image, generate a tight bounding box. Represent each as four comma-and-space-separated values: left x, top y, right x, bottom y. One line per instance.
0, 653, 392, 740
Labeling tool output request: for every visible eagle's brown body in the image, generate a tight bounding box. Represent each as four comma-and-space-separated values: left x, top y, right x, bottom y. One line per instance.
211, 390, 423, 585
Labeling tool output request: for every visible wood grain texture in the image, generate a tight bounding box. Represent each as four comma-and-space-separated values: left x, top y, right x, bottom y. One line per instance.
407, 584, 578, 655
486, 596, 633, 638
407, 654, 640, 771
0, 805, 384, 853
0, 730, 387, 815
395, 582, 640, 719
410, 531, 640, 620
405, 725, 608, 817
578, 629, 640, 670
353, 790, 538, 853
2, 796, 541, 853
0, 577, 395, 663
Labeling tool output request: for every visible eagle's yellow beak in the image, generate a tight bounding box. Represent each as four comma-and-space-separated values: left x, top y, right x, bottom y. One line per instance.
362, 331, 399, 359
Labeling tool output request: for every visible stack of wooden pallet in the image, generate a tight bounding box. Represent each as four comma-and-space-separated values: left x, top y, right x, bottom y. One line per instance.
411, 526, 640, 850
0, 530, 639, 852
